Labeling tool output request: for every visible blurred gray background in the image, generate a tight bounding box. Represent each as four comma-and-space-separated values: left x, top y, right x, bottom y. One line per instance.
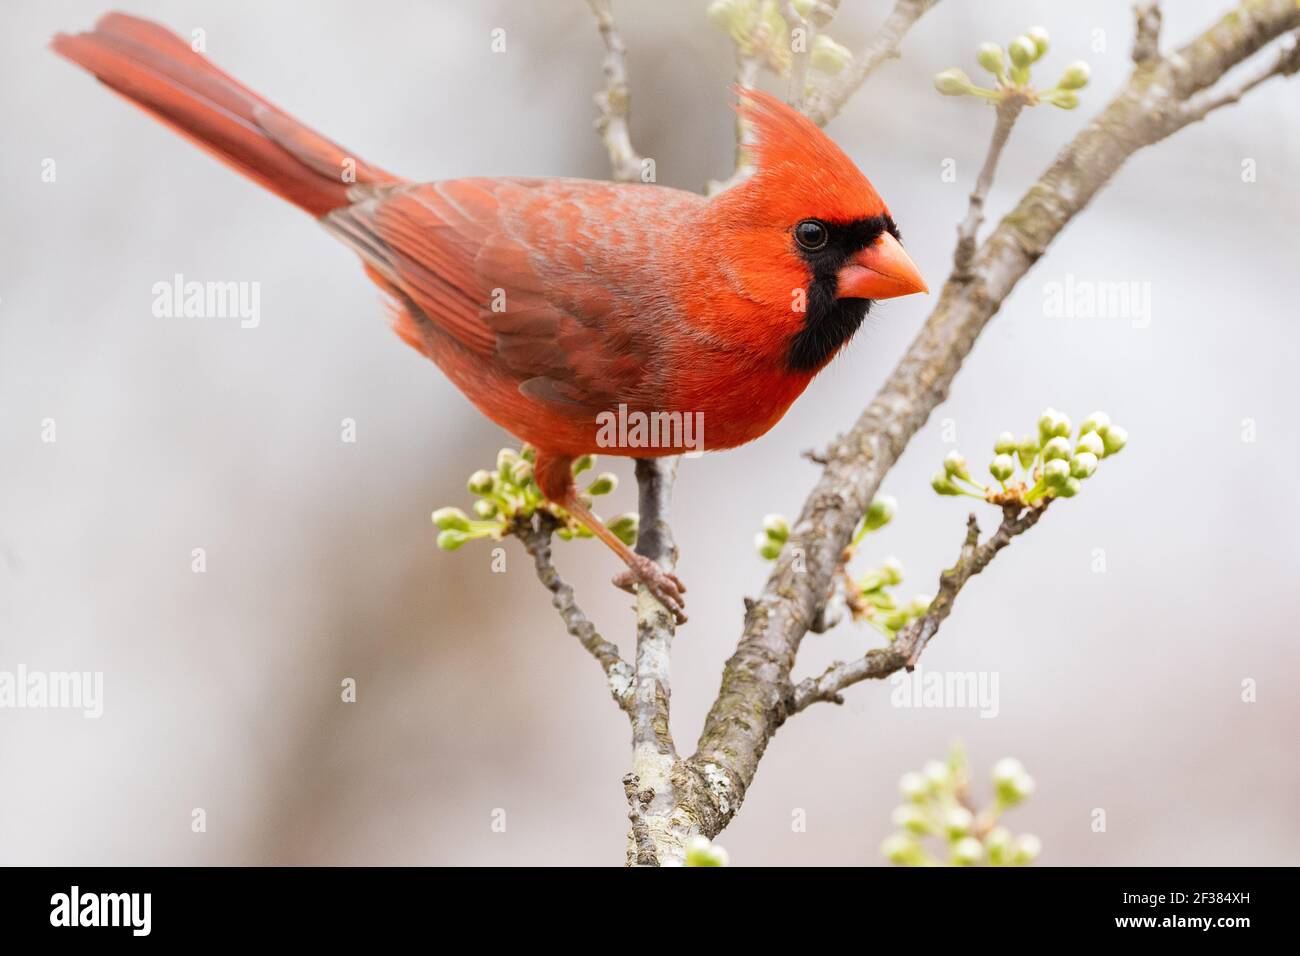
2, 0, 1297, 866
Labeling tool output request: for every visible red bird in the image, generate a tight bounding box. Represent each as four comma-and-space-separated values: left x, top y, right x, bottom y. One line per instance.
53, 13, 927, 622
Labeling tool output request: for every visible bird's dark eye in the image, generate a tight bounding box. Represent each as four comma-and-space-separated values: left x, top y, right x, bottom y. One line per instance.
794, 219, 829, 252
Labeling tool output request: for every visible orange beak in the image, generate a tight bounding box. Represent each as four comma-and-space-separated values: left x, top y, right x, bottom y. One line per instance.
835, 233, 928, 300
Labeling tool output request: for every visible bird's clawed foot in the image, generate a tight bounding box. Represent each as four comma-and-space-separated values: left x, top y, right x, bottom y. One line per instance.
612, 553, 688, 624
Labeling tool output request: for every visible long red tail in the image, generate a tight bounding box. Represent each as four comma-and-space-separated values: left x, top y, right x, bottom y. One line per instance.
52, 12, 400, 217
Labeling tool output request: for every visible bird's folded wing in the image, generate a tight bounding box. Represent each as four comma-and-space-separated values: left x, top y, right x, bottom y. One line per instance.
324, 177, 680, 418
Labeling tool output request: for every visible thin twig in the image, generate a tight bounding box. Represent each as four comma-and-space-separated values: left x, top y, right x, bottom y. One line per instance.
587, 0, 644, 183
707, 54, 762, 195
953, 95, 1027, 280
791, 504, 1046, 712
629, 457, 679, 762
779, 1, 812, 110
516, 514, 634, 712
1179, 30, 1300, 122
804, 0, 939, 127
1133, 1, 1163, 65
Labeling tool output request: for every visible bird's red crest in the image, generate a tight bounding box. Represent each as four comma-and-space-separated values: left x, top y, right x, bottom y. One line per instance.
733, 87, 887, 224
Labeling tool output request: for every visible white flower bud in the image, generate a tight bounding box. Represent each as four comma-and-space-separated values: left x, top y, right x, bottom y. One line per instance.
952, 836, 984, 866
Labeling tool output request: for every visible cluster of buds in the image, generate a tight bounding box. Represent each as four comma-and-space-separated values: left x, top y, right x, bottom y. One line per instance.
707, 0, 852, 79
682, 835, 730, 867
757, 495, 931, 637
432, 445, 638, 550
934, 26, 1090, 108
932, 408, 1127, 507
882, 746, 1041, 867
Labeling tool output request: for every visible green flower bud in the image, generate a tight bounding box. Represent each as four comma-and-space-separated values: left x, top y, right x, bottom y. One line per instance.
511, 459, 534, 485
811, 34, 852, 75
586, 472, 617, 496
608, 513, 639, 547
755, 532, 782, 561
556, 526, 574, 541
467, 469, 495, 495
706, 0, 750, 38
993, 758, 1036, 806
882, 833, 924, 866
907, 594, 932, 616
1076, 431, 1105, 457
976, 42, 1006, 78
1038, 408, 1069, 443
881, 609, 911, 631
863, 588, 897, 610
992, 757, 1025, 786
994, 431, 1018, 455
923, 759, 950, 792
1008, 36, 1036, 69
1017, 433, 1039, 469
1042, 436, 1072, 462
990, 453, 1015, 481
473, 498, 498, 519
684, 835, 729, 867
943, 450, 971, 480
1070, 452, 1098, 479
952, 837, 984, 866
934, 67, 975, 96
519, 444, 537, 463
881, 556, 904, 587
763, 513, 791, 542
1044, 89, 1080, 109
985, 826, 1012, 866
944, 806, 974, 839
932, 472, 962, 496
1079, 411, 1111, 436
496, 448, 518, 476
1027, 26, 1050, 58
1058, 60, 1090, 90
571, 454, 595, 475
432, 506, 471, 532
1100, 425, 1128, 457
864, 494, 898, 531
1043, 458, 1070, 487
892, 805, 931, 836
1011, 834, 1042, 865
436, 528, 474, 551
899, 771, 928, 802
1055, 476, 1081, 498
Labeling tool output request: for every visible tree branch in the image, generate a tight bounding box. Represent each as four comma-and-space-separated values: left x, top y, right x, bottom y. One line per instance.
952, 95, 1027, 280
622, 457, 693, 861
587, 0, 644, 183
791, 504, 1046, 712
685, 0, 1300, 838
516, 514, 634, 712
804, 0, 939, 127
780, 0, 841, 110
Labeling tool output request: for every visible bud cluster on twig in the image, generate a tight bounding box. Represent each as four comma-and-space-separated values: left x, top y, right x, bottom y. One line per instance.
757, 495, 931, 638
934, 26, 1090, 109
708, 0, 852, 81
932, 408, 1128, 507
432, 445, 638, 550
883, 745, 1041, 867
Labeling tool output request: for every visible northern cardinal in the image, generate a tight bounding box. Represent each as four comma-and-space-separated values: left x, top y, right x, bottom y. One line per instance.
53, 13, 927, 622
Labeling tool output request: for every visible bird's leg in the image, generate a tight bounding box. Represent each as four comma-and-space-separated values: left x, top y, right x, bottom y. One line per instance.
561, 493, 687, 625
532, 450, 686, 623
